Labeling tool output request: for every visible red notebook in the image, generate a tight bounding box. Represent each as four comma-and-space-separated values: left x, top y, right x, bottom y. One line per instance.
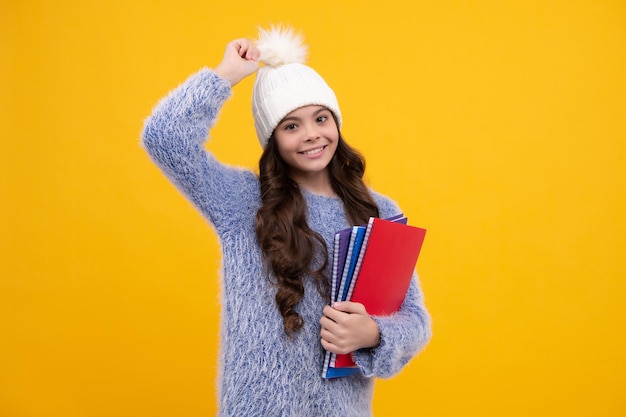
334, 217, 427, 368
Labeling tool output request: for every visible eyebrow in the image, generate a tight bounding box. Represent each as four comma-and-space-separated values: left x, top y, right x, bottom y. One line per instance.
279, 107, 329, 124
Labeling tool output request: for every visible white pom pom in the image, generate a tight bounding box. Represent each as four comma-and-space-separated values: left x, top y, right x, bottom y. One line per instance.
256, 26, 308, 67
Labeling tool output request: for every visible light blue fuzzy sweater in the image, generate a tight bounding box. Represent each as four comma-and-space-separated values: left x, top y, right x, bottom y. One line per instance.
142, 68, 431, 417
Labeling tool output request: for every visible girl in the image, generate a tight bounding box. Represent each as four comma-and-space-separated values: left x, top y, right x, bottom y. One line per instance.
142, 27, 431, 417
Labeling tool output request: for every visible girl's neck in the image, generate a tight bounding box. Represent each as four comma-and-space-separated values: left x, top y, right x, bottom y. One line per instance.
290, 170, 337, 197
299, 183, 337, 198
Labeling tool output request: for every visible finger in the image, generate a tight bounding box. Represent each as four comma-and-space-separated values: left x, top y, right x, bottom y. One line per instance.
332, 301, 367, 315
321, 338, 335, 352
244, 45, 260, 60
319, 316, 337, 331
235, 41, 249, 58
322, 305, 342, 321
248, 48, 260, 60
323, 306, 346, 323
321, 338, 351, 355
320, 335, 343, 354
234, 40, 259, 61
320, 327, 337, 344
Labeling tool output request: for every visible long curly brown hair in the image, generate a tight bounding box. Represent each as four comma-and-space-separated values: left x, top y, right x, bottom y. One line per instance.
255, 123, 379, 336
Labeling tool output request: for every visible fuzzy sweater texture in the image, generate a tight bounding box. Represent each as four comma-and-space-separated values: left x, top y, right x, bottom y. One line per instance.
142, 68, 431, 417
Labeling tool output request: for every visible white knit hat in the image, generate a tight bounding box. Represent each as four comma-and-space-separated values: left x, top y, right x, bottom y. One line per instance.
252, 26, 342, 148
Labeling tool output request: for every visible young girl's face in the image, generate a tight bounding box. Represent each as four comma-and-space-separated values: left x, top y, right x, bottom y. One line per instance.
274, 105, 339, 183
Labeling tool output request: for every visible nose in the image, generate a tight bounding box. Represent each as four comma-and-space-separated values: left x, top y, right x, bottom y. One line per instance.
304, 122, 320, 141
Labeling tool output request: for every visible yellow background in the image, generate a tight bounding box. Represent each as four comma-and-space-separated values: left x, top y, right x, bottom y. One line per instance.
2, 1, 625, 416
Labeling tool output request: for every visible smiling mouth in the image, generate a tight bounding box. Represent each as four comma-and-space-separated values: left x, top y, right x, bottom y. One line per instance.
299, 146, 326, 156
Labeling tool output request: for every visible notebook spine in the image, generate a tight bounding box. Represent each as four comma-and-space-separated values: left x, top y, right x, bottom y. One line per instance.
346, 217, 376, 300
331, 232, 341, 302
337, 226, 358, 301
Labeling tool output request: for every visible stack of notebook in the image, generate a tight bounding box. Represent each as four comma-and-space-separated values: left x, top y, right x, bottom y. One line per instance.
322, 215, 426, 379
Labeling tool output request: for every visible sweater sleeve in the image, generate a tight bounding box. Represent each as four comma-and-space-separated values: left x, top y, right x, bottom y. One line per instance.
141, 68, 258, 230
352, 273, 431, 378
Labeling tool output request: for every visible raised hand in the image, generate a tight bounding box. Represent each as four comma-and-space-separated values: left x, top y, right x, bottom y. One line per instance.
214, 38, 260, 86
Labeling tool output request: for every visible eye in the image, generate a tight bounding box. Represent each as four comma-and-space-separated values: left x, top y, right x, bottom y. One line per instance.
283, 123, 297, 131
317, 115, 328, 123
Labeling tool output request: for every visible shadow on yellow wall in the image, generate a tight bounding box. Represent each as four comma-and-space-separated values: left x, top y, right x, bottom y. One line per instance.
1, 1, 625, 416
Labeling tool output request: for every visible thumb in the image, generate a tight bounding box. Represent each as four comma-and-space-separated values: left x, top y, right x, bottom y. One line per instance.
332, 301, 367, 315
